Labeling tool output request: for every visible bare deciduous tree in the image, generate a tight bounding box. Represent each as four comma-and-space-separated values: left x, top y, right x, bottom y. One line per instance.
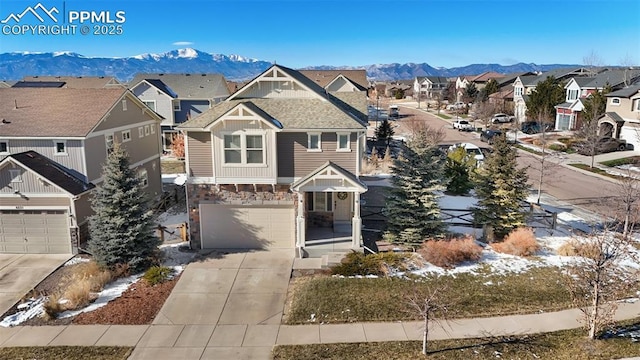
405, 120, 445, 146
473, 101, 499, 131
406, 278, 451, 355
614, 169, 640, 238
564, 229, 639, 340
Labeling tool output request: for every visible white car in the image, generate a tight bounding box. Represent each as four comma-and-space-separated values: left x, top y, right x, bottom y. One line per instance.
491, 113, 514, 123
448, 142, 485, 166
452, 120, 474, 131
446, 102, 467, 111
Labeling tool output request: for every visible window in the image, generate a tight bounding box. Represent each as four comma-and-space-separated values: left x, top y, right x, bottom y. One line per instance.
223, 133, 265, 165
144, 125, 150, 136
9, 169, 22, 183
138, 169, 148, 188
150, 125, 155, 134
514, 87, 523, 96
173, 101, 181, 111
306, 192, 333, 212
105, 134, 114, 154
122, 130, 131, 142
307, 133, 322, 151
138, 127, 144, 138
0, 141, 8, 154
567, 89, 579, 101
611, 98, 620, 106
54, 141, 67, 155
634, 99, 640, 112
142, 100, 156, 112
121, 100, 127, 111
337, 133, 350, 151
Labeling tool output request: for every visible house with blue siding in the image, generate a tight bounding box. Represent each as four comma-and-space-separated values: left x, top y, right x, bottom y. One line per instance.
129, 73, 230, 153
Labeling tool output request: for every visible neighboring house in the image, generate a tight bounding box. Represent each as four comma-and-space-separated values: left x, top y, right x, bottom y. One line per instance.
384, 81, 412, 98
298, 70, 369, 91
129, 73, 231, 152
488, 87, 514, 113
0, 88, 163, 254
600, 84, 640, 149
414, 76, 448, 101
555, 69, 640, 130
177, 64, 368, 255
18, 76, 124, 88
455, 75, 471, 102
469, 71, 504, 89
0, 81, 12, 88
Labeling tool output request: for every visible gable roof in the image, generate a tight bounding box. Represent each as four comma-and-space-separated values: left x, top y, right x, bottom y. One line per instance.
299, 70, 369, 90
142, 79, 178, 98
416, 76, 449, 85
128, 73, 230, 99
0, 88, 134, 137
496, 72, 536, 87
0, 81, 11, 88
324, 74, 368, 91
2, 151, 95, 195
606, 84, 640, 98
470, 71, 504, 83
20, 76, 123, 88
291, 161, 367, 192
12, 81, 66, 88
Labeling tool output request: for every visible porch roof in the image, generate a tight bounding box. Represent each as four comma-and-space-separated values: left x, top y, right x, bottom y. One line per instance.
291, 161, 367, 193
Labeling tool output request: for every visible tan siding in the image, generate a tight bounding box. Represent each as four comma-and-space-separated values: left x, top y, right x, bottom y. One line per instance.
136, 158, 162, 198
277, 132, 357, 179
85, 135, 106, 181
609, 95, 640, 119
239, 81, 316, 99
0, 196, 70, 207
0, 166, 64, 194
1, 139, 85, 178
93, 96, 159, 132
73, 192, 93, 225
186, 132, 213, 177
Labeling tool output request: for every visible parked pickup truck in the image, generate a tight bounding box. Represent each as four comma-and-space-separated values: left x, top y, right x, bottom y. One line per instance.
446, 102, 467, 111
452, 119, 474, 131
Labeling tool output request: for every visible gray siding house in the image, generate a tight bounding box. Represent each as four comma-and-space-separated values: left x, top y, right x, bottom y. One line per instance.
129, 73, 231, 152
0, 88, 163, 254
178, 65, 369, 256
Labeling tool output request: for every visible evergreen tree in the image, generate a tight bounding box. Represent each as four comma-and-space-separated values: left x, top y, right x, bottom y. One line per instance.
375, 119, 395, 146
88, 143, 160, 272
385, 138, 446, 244
472, 135, 529, 241
464, 83, 479, 103
445, 146, 476, 195
484, 78, 499, 96
525, 76, 565, 121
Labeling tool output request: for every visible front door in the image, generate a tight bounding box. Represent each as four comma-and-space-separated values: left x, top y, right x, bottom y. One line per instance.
333, 192, 351, 232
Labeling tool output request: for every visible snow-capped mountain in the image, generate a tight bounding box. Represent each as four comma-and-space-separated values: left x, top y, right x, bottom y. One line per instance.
0, 48, 577, 82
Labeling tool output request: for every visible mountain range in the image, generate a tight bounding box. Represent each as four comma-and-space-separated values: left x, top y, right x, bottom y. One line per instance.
0, 48, 577, 82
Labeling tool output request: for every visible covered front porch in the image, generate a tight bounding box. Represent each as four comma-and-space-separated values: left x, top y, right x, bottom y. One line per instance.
291, 162, 368, 257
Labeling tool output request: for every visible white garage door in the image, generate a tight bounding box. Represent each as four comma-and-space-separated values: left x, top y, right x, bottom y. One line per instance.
620, 125, 640, 151
0, 210, 72, 254
200, 205, 295, 249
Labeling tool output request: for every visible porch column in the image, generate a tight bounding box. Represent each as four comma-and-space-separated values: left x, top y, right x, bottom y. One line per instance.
352, 192, 362, 248
296, 192, 306, 248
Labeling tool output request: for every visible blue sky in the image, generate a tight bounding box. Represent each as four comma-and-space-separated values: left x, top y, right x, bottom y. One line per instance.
0, 0, 638, 68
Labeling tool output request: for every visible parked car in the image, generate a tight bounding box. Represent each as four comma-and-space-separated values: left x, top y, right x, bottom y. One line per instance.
452, 119, 474, 131
521, 121, 554, 134
448, 142, 485, 166
574, 137, 627, 155
446, 102, 467, 111
389, 105, 399, 118
491, 113, 514, 123
480, 129, 505, 144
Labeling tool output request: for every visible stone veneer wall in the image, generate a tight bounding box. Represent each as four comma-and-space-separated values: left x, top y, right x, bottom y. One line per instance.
187, 184, 296, 249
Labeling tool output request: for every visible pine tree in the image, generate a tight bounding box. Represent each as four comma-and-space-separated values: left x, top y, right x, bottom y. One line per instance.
445, 146, 476, 195
375, 119, 395, 146
88, 143, 160, 272
472, 135, 529, 241
385, 139, 445, 244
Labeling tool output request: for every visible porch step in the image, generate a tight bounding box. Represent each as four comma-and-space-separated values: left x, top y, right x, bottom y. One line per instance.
321, 250, 362, 269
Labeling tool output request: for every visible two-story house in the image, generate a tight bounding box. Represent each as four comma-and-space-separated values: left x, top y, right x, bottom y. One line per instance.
178, 65, 368, 256
554, 69, 640, 130
129, 73, 231, 153
599, 84, 640, 149
0, 88, 163, 254
414, 76, 449, 102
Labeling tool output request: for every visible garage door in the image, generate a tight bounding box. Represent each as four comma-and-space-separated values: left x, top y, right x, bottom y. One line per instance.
0, 210, 72, 254
200, 205, 295, 249
620, 125, 640, 151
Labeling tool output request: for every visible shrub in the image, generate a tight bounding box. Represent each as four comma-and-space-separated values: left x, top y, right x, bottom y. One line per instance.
330, 251, 409, 276
143, 266, 174, 285
492, 228, 540, 256
43, 293, 65, 318
556, 239, 601, 258
418, 235, 483, 269
548, 144, 566, 152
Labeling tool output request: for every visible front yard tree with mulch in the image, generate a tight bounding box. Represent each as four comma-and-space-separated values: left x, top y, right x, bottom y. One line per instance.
472, 134, 529, 241
385, 130, 446, 244
88, 143, 160, 273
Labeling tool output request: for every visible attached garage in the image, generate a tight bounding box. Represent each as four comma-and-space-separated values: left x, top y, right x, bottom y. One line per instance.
200, 204, 295, 249
0, 210, 72, 254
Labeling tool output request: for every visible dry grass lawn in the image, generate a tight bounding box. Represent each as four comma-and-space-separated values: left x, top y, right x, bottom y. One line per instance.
0, 346, 132, 360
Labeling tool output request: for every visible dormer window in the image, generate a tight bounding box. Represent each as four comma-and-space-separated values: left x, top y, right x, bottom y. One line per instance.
611, 98, 620, 106
54, 141, 67, 155
142, 100, 156, 112
308, 133, 322, 152
0, 141, 8, 154
567, 89, 578, 101
223, 133, 265, 165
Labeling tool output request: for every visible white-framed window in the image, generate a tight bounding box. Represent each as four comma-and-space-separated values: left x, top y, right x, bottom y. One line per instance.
0, 141, 8, 154
567, 89, 579, 101
633, 99, 640, 112
122, 130, 131, 142
142, 100, 156, 112
306, 192, 333, 212
336, 133, 351, 152
138, 169, 148, 188
54, 140, 67, 155
144, 125, 150, 136
173, 101, 181, 111
121, 99, 127, 111
9, 169, 22, 183
514, 87, 523, 96
307, 133, 322, 152
150, 125, 155, 134
105, 133, 114, 154
138, 127, 144, 138
222, 133, 265, 165
611, 98, 621, 106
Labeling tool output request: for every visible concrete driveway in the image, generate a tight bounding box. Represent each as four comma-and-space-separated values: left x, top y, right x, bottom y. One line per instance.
0, 254, 72, 316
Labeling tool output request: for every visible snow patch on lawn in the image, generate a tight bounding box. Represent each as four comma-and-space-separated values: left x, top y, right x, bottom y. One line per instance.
0, 298, 46, 327
64, 257, 91, 267
160, 242, 197, 274
162, 173, 187, 186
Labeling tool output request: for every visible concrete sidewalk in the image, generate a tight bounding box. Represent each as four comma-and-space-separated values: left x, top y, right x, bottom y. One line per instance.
1, 301, 638, 359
